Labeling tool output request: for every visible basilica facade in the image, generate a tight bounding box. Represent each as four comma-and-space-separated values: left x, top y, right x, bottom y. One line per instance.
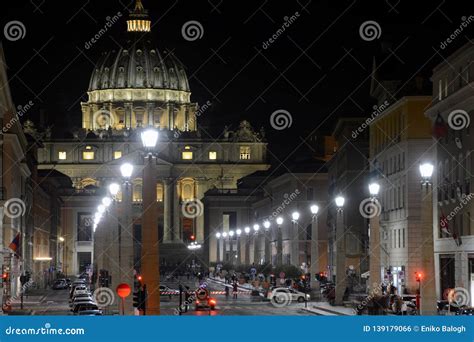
36, 1, 269, 275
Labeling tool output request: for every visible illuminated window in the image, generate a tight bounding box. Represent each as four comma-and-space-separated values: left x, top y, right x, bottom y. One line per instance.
209, 151, 217, 160
82, 151, 95, 160
240, 146, 251, 160
58, 151, 67, 160
114, 151, 122, 159
180, 178, 195, 201
133, 179, 143, 202
156, 183, 163, 202
182, 151, 193, 160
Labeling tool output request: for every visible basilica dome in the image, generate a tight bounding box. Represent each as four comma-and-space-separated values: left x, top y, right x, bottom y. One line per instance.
88, 42, 190, 93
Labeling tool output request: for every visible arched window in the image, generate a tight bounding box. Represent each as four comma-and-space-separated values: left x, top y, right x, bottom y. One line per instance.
180, 178, 195, 201
133, 178, 143, 202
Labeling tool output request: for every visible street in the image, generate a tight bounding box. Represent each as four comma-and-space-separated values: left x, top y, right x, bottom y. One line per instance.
13, 278, 317, 316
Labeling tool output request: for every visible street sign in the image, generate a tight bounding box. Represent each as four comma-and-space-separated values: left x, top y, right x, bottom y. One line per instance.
116, 283, 132, 298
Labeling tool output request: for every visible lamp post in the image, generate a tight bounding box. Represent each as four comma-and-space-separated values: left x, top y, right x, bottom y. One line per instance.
236, 229, 242, 265
263, 221, 271, 264
253, 224, 260, 264
222, 232, 228, 262
309, 204, 320, 294
229, 230, 235, 265
215, 232, 221, 263
244, 227, 250, 264
419, 163, 436, 315
291, 211, 300, 266
334, 195, 346, 305
140, 128, 160, 315
119, 163, 134, 315
276, 217, 284, 265
368, 182, 381, 293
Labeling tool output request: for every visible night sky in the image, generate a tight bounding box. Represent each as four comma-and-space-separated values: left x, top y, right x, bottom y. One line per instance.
1, 0, 472, 162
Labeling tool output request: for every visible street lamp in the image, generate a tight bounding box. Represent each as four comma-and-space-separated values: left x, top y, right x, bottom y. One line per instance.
229, 230, 235, 237
419, 162, 436, 315
102, 197, 112, 207
235, 228, 242, 265
263, 221, 271, 229
216, 232, 221, 262
97, 204, 105, 214
334, 195, 345, 305
244, 226, 250, 234
109, 183, 120, 197
276, 216, 284, 265
368, 182, 380, 197
236, 229, 242, 236
291, 211, 300, 266
419, 163, 434, 184
140, 128, 159, 152
140, 127, 160, 315
253, 224, 260, 232
309, 204, 320, 294
120, 163, 134, 180
368, 182, 381, 293
335, 196, 345, 209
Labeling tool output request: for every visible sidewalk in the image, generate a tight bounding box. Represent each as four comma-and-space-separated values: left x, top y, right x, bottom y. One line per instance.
302, 301, 356, 316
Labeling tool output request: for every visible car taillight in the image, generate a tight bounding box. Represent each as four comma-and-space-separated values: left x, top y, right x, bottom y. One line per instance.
195, 300, 200, 304
209, 299, 216, 305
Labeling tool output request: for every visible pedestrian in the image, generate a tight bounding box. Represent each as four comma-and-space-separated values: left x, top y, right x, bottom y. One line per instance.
233, 282, 238, 299
225, 285, 230, 298
184, 286, 190, 313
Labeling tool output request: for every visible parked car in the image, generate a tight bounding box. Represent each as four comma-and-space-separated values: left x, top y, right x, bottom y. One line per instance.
72, 302, 99, 314
267, 287, 310, 304
52, 279, 68, 290
456, 308, 474, 315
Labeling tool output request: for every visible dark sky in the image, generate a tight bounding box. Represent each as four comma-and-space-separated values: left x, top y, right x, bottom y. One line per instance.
1, 0, 472, 161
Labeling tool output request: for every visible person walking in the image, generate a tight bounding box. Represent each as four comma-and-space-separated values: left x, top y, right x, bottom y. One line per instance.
233, 282, 238, 299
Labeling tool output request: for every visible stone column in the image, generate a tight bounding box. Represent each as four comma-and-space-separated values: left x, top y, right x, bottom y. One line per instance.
310, 215, 320, 293
420, 183, 436, 315
146, 102, 154, 127
173, 180, 181, 241
245, 233, 250, 265
120, 182, 134, 315
334, 209, 346, 305
290, 221, 299, 266
163, 179, 173, 242
124, 103, 132, 129
277, 225, 283, 266
369, 203, 381, 293
195, 179, 206, 242
253, 233, 259, 264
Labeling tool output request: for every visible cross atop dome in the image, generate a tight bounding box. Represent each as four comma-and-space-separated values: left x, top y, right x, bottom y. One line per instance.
127, 0, 151, 33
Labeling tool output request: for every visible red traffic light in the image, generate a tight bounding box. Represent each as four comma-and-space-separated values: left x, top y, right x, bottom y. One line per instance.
1, 273, 7, 279
415, 272, 422, 282
137, 275, 143, 282
190, 235, 195, 240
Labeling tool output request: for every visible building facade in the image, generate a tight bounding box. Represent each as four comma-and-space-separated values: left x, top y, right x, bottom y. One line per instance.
425, 42, 474, 305
370, 96, 433, 294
